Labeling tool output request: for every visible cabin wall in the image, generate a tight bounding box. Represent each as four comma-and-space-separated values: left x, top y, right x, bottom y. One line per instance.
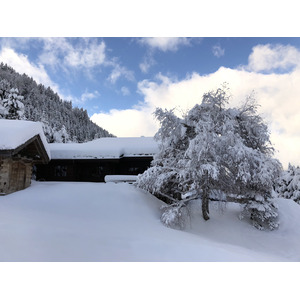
36, 159, 118, 182
118, 157, 153, 175
36, 157, 153, 182
0, 158, 32, 195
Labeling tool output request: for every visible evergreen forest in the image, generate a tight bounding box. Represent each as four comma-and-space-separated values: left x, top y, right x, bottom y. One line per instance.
0, 63, 114, 143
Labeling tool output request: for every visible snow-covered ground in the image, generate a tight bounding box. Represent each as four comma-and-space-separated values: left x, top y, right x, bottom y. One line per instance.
0, 181, 300, 262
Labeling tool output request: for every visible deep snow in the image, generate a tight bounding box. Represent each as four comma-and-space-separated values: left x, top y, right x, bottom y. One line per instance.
49, 136, 158, 159
0, 181, 299, 262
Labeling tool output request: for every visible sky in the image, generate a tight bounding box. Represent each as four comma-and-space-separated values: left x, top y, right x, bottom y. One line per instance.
1, 36, 300, 168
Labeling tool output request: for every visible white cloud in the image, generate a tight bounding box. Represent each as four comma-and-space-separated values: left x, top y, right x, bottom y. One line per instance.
91, 107, 158, 137
38, 38, 135, 85
139, 54, 156, 73
64, 41, 106, 68
212, 44, 225, 58
81, 90, 100, 102
0, 47, 60, 92
38, 38, 106, 69
121, 86, 130, 96
138, 38, 200, 73
247, 44, 300, 72
108, 64, 135, 84
1, 38, 135, 86
139, 61, 151, 73
65, 90, 100, 106
0, 37, 33, 50
38, 37, 135, 84
139, 37, 191, 52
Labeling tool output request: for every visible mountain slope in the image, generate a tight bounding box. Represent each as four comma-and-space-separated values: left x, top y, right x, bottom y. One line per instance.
0, 63, 114, 142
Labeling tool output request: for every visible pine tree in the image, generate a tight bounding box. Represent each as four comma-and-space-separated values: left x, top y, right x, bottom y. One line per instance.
0, 80, 25, 120
275, 164, 300, 204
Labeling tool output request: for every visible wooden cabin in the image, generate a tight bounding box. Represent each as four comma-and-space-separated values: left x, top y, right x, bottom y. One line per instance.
0, 120, 50, 195
36, 137, 158, 182
1, 120, 157, 189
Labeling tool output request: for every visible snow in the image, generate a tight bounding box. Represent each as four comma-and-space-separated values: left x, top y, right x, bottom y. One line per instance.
0, 119, 50, 159
0, 181, 299, 262
49, 137, 158, 159
104, 175, 137, 183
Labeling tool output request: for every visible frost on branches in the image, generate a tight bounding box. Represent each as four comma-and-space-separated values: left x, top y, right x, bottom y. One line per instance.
275, 164, 300, 204
136, 86, 282, 230
160, 204, 190, 230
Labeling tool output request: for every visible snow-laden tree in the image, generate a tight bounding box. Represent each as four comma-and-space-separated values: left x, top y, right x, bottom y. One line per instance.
53, 125, 70, 143
275, 164, 300, 204
0, 80, 25, 120
136, 87, 282, 230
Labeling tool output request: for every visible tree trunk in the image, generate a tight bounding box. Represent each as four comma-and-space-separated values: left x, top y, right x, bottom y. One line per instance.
202, 188, 210, 221
201, 171, 210, 221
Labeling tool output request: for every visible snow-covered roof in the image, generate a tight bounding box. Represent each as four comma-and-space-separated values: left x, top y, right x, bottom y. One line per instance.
0, 119, 51, 159
49, 137, 158, 159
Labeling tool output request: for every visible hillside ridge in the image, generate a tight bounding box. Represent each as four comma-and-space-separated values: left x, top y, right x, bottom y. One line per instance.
0, 62, 114, 143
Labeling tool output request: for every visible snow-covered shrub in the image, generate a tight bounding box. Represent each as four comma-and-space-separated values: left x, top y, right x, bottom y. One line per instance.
136, 86, 282, 230
160, 204, 190, 230
239, 195, 279, 230
275, 164, 300, 204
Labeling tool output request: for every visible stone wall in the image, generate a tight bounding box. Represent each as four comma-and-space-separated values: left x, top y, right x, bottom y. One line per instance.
0, 159, 10, 195
0, 158, 32, 195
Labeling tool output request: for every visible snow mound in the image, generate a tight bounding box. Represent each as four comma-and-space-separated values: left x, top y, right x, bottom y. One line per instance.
0, 181, 299, 261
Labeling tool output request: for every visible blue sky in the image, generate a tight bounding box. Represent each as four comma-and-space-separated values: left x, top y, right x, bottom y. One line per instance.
1, 36, 300, 168
1, 36, 300, 114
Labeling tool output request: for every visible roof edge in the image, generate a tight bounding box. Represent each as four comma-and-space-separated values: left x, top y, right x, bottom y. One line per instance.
0, 134, 50, 163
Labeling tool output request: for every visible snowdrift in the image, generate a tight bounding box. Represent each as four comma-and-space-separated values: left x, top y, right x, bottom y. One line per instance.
0, 181, 299, 261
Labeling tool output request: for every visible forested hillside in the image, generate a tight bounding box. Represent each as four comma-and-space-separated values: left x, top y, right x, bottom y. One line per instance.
0, 63, 114, 143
